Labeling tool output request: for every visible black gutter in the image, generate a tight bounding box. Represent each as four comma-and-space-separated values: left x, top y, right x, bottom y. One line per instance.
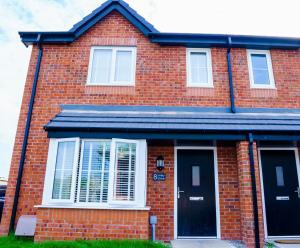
227, 37, 236, 113
9, 34, 43, 233
248, 133, 260, 248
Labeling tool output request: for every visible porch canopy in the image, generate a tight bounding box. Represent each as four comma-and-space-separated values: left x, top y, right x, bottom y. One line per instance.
45, 105, 300, 141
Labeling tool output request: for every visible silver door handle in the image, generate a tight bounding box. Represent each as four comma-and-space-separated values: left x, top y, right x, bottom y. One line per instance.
294, 187, 300, 198
178, 187, 184, 199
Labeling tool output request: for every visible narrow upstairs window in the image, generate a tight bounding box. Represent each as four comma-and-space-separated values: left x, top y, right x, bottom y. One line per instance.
187, 48, 213, 87
247, 50, 275, 88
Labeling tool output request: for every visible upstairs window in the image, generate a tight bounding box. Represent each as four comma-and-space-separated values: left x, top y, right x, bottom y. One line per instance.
87, 46, 136, 86
187, 48, 213, 87
43, 138, 147, 208
247, 50, 275, 88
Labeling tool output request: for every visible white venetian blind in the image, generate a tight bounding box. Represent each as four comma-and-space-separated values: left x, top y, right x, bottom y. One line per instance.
78, 141, 111, 203
113, 142, 137, 202
52, 141, 76, 200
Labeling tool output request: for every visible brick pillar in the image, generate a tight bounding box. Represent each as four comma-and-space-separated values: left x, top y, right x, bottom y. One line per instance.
236, 141, 264, 248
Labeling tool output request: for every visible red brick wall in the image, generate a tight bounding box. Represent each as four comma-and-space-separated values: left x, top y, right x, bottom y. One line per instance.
236, 141, 264, 248
35, 208, 149, 241
217, 145, 241, 240
232, 48, 300, 108
147, 143, 174, 242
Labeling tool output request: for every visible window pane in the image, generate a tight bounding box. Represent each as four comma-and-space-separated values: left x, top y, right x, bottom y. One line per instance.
253, 69, 270, 85
251, 54, 268, 69
79, 141, 111, 203
113, 142, 136, 201
276, 166, 284, 187
190, 52, 208, 84
90, 49, 112, 84
114, 51, 132, 82
251, 54, 270, 85
52, 141, 75, 200
192, 166, 200, 186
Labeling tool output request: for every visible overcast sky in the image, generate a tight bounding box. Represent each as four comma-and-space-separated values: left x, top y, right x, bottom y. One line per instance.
0, 0, 299, 179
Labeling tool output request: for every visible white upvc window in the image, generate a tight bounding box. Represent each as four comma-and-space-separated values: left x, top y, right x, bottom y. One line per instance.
247, 49, 275, 89
187, 48, 213, 87
87, 46, 137, 86
42, 138, 147, 208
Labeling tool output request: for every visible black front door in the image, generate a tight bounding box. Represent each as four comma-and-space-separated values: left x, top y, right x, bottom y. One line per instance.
177, 149, 217, 237
260, 149, 300, 236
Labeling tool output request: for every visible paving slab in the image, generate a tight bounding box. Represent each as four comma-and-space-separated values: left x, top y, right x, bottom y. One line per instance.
171, 240, 236, 248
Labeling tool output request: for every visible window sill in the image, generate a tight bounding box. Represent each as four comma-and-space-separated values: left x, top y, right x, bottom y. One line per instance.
35, 204, 151, 211
86, 83, 135, 87
250, 84, 277, 90
186, 84, 214, 88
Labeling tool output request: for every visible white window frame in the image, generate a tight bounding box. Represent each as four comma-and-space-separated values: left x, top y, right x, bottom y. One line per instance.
247, 49, 276, 89
108, 139, 147, 207
86, 46, 137, 86
186, 48, 214, 87
42, 138, 147, 209
42, 138, 80, 205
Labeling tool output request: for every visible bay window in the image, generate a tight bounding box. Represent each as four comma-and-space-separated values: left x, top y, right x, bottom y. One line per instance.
42, 138, 147, 208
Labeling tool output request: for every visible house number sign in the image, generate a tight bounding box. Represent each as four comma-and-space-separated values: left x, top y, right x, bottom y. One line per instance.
153, 173, 166, 181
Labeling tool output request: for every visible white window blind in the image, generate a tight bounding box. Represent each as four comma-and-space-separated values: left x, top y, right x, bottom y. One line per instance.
190, 52, 208, 84
90, 49, 112, 84
87, 46, 136, 85
78, 141, 111, 203
114, 51, 132, 82
112, 141, 137, 202
52, 141, 76, 200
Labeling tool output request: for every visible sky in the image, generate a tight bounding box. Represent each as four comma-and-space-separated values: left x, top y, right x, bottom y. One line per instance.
0, 0, 299, 180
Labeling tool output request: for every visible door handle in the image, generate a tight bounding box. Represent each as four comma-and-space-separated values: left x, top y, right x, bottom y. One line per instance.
178, 187, 184, 199
294, 187, 300, 198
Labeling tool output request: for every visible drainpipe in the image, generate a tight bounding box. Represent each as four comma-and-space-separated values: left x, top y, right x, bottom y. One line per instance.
248, 133, 260, 248
9, 34, 43, 233
227, 37, 236, 113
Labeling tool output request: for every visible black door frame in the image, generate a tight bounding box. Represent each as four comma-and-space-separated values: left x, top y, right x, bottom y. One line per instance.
258, 147, 300, 239
174, 146, 221, 239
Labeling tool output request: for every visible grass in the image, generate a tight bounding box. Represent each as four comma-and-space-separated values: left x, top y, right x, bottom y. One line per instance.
0, 235, 170, 248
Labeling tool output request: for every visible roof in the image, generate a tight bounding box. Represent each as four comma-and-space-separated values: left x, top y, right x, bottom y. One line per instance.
45, 105, 300, 138
19, 0, 300, 49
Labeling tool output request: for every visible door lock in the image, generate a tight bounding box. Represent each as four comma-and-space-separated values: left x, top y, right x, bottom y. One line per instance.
178, 187, 184, 199
294, 187, 300, 198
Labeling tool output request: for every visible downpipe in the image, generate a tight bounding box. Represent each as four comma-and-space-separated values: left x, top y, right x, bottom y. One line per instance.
9, 34, 43, 233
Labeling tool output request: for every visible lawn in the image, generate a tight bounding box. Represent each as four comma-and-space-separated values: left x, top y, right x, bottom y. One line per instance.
0, 235, 170, 248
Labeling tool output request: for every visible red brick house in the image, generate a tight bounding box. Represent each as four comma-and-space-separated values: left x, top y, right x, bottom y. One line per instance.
1, 0, 300, 247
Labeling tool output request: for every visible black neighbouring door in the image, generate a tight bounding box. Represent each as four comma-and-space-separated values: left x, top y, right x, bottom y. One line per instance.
261, 150, 300, 236
177, 149, 217, 237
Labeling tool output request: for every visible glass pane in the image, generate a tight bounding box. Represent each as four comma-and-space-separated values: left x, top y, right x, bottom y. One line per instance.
113, 142, 136, 201
192, 166, 200, 186
251, 54, 270, 85
52, 141, 75, 200
276, 166, 284, 187
251, 54, 268, 69
114, 51, 132, 82
79, 141, 111, 203
190, 52, 208, 84
253, 69, 270, 85
90, 49, 112, 84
